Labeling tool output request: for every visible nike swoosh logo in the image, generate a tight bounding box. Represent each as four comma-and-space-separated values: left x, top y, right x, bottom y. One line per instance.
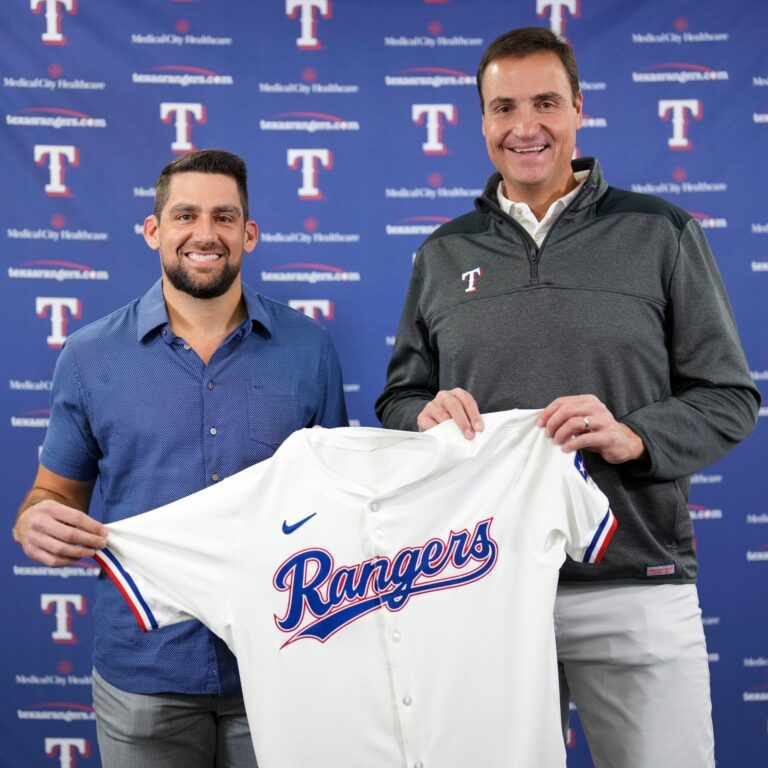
282, 512, 317, 535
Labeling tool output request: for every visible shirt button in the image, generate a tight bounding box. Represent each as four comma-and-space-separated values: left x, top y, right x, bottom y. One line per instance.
392, 631, 401, 642
161, 329, 168, 337
402, 695, 412, 706
211, 473, 220, 482
209, 427, 217, 436
183, 343, 191, 350
208, 381, 215, 390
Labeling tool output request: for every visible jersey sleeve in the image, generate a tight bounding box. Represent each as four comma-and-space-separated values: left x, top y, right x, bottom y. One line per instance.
558, 451, 617, 564
516, 412, 616, 565
94, 462, 268, 637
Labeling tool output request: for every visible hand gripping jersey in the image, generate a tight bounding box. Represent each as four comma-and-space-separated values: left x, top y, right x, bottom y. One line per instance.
95, 409, 616, 768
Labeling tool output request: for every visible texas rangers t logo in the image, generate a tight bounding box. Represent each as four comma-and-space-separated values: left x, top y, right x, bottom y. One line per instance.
462, 267, 483, 293
273, 519, 498, 646
34, 144, 78, 196
537, 0, 579, 39
160, 103, 206, 154
658, 99, 702, 150
286, 0, 331, 49
31, 0, 76, 45
411, 104, 457, 155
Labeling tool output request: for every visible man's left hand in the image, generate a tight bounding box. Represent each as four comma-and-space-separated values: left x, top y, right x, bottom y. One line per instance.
537, 394, 646, 464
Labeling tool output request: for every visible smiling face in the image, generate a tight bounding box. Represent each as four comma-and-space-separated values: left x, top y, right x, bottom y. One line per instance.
143, 172, 258, 300
481, 51, 583, 208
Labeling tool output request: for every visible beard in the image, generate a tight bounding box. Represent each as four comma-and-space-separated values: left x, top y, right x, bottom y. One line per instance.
162, 255, 240, 299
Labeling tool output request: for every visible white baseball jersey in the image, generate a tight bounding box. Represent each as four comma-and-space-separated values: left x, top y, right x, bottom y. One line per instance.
95, 409, 616, 768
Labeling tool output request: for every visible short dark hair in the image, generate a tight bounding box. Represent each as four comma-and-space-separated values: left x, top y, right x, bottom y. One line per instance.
476, 27, 581, 111
154, 149, 250, 220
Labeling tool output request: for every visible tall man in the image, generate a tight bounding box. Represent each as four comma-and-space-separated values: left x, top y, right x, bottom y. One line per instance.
376, 27, 759, 768
14, 149, 348, 767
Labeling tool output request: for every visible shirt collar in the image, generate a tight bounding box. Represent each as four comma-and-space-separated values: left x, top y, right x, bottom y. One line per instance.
495, 171, 589, 246
496, 170, 589, 221
136, 279, 169, 341
241, 282, 273, 338
137, 279, 274, 342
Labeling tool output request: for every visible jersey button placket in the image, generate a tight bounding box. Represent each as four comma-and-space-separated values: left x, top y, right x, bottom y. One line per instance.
368, 500, 385, 555
383, 587, 420, 766
370, 495, 422, 768
397, 680, 423, 768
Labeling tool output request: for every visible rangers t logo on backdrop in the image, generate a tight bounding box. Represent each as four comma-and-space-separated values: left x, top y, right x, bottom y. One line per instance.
288, 299, 334, 321
45, 738, 90, 768
537, 0, 579, 39
30, 0, 76, 45
35, 144, 78, 196
287, 149, 333, 199
36, 297, 81, 348
40, 593, 86, 643
286, 0, 331, 50
160, 102, 206, 154
412, 104, 457, 155
658, 99, 702, 150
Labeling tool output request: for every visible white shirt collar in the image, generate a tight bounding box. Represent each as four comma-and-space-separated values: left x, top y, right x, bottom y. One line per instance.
496, 170, 589, 246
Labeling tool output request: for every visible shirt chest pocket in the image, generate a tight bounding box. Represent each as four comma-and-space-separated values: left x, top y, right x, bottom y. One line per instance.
247, 380, 307, 448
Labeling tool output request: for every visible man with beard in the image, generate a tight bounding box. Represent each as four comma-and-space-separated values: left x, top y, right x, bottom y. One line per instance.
13, 149, 347, 767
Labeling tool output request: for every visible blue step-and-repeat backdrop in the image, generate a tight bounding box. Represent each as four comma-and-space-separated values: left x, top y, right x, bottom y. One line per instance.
2, 1, 766, 766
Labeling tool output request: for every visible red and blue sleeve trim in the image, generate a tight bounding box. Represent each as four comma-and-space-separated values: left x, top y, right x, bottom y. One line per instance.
582, 507, 617, 564
93, 548, 158, 631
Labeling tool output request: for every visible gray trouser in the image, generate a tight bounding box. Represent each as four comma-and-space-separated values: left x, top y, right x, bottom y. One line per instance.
92, 668, 258, 768
555, 584, 715, 768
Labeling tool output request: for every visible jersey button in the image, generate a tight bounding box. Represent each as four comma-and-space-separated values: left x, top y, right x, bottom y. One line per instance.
402, 695, 412, 706
369, 502, 379, 512
414, 762, 424, 768
392, 631, 401, 642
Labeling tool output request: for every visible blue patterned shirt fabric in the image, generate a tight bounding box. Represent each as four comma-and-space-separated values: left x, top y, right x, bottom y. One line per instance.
41, 279, 348, 694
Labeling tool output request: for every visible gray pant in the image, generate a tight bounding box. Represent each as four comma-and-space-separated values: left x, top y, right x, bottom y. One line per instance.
92, 668, 258, 768
555, 584, 715, 768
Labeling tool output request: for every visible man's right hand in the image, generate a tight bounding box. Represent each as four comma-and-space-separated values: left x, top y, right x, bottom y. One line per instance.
14, 499, 108, 566
14, 466, 104, 567
417, 388, 484, 439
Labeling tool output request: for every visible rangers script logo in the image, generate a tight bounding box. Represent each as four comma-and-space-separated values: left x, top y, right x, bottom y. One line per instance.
273, 519, 498, 646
